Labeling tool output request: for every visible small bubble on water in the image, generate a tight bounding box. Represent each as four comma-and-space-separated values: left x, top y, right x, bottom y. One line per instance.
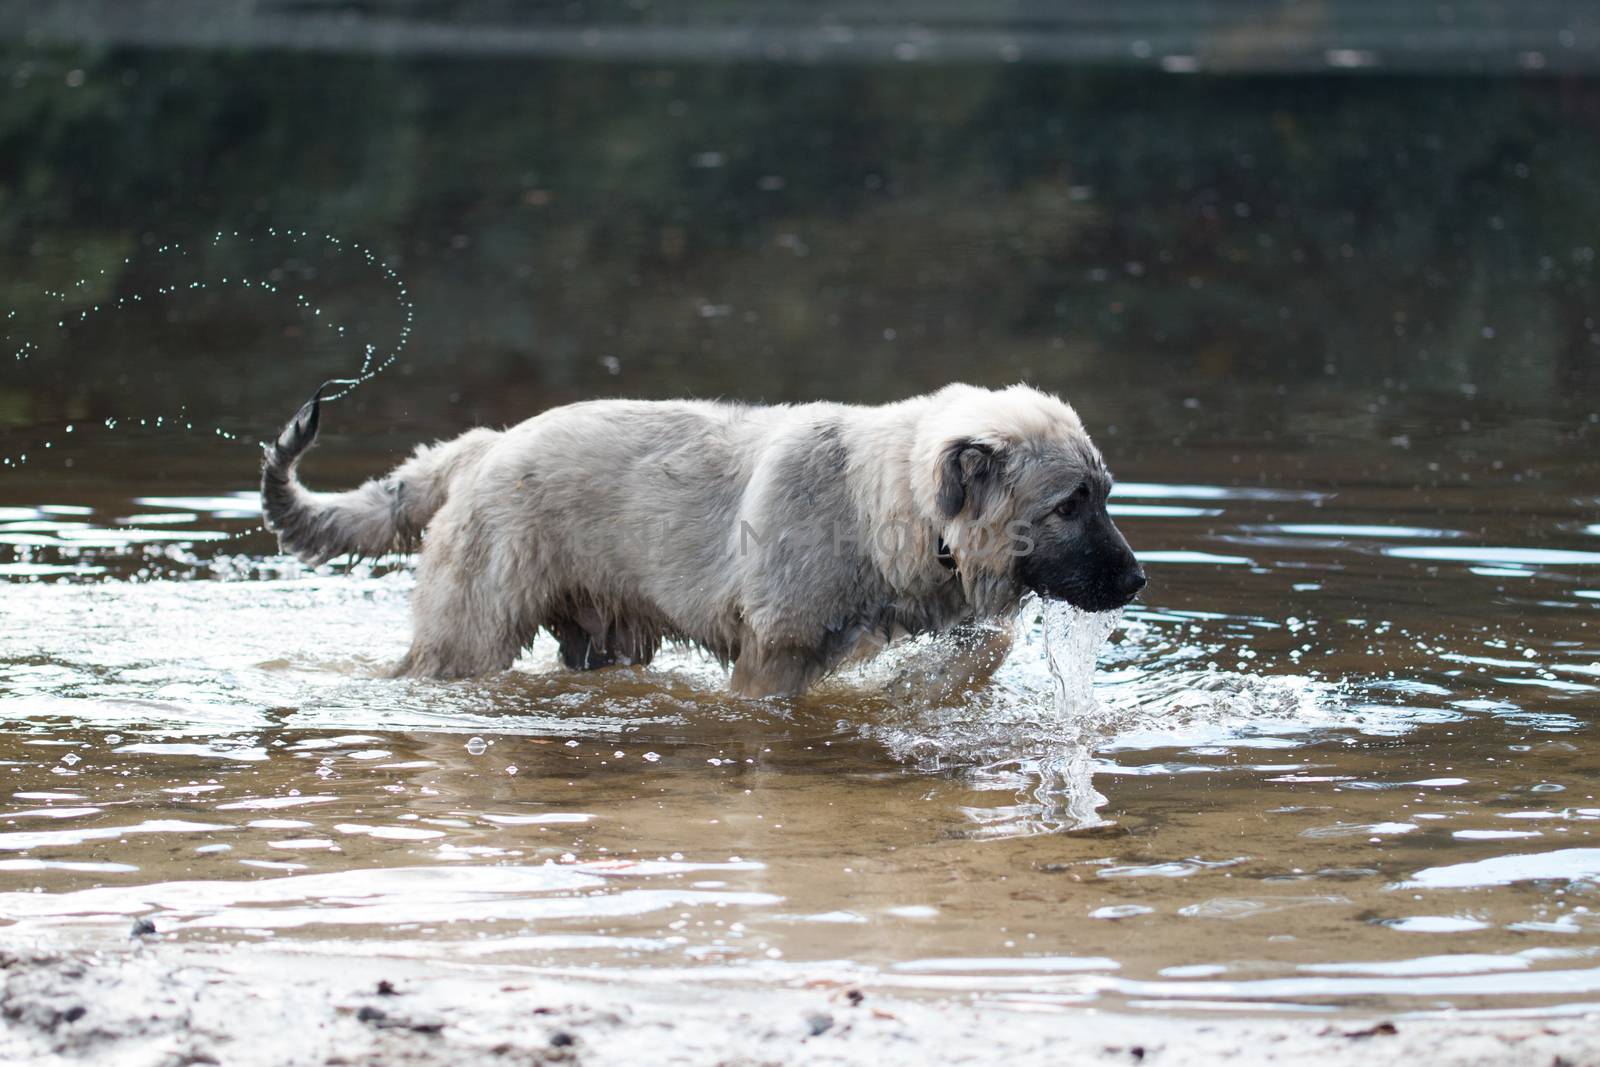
643, 752, 661, 762
60, 752, 80, 766
465, 736, 487, 755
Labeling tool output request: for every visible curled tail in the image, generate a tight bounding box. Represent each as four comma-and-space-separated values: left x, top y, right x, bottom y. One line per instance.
260, 383, 492, 566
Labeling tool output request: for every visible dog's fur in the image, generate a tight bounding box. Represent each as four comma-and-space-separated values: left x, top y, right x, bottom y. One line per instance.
261, 383, 1144, 696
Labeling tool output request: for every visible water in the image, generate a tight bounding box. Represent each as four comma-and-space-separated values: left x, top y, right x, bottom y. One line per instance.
3, 471, 1597, 1013
2, 38, 1600, 1019
1043, 604, 1123, 715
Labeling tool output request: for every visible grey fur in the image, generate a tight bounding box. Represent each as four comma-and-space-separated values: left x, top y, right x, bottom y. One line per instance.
259, 383, 1143, 695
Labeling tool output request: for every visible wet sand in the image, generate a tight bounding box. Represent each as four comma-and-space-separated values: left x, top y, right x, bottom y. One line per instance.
5, 936, 1598, 1067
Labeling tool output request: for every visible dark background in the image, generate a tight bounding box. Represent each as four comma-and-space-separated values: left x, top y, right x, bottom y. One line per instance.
1, 0, 1597, 502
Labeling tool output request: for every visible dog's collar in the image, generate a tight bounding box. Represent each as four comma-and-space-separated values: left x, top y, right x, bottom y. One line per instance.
936, 536, 957, 571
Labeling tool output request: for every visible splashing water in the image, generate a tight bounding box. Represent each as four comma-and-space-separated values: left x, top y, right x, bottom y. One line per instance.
1041, 602, 1124, 719
1034, 602, 1124, 830
853, 602, 1129, 833
0, 229, 413, 471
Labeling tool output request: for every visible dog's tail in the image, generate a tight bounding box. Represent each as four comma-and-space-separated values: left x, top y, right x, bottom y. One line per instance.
260, 382, 493, 566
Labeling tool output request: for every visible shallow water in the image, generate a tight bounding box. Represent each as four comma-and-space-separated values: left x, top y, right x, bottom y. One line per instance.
3, 457, 1599, 1016
2, 38, 1600, 1018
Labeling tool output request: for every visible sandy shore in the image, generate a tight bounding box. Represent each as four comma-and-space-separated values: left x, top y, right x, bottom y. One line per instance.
3, 938, 1596, 1067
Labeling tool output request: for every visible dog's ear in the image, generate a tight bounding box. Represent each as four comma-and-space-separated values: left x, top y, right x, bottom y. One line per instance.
936, 440, 1002, 521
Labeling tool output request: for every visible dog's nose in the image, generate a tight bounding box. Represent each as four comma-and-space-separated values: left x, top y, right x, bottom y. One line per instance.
1121, 569, 1148, 598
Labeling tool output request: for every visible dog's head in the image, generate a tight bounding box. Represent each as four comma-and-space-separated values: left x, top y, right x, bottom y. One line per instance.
916, 385, 1145, 613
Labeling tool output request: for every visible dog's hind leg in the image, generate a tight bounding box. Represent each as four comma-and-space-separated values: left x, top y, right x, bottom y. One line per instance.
549, 611, 663, 671
394, 508, 535, 680
550, 615, 618, 671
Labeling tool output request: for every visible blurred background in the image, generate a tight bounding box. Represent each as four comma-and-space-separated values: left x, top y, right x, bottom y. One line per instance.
1, 0, 1597, 498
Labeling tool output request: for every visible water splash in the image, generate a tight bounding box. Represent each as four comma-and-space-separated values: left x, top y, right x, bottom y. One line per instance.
847, 602, 1127, 833
0, 229, 413, 470
857, 600, 1355, 836
1033, 602, 1123, 830
1041, 602, 1123, 718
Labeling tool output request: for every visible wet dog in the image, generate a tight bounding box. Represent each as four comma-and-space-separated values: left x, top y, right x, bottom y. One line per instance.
261, 383, 1144, 695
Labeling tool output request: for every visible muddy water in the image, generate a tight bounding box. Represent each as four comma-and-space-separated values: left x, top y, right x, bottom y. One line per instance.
2, 42, 1600, 1019
3, 443, 1599, 1016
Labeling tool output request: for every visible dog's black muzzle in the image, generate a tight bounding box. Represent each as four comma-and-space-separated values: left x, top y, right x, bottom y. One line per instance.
1018, 512, 1147, 612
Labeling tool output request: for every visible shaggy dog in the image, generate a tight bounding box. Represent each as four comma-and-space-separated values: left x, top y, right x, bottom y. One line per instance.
261, 383, 1144, 696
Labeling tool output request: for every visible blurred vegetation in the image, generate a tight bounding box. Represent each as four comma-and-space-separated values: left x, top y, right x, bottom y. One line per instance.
1, 45, 1598, 449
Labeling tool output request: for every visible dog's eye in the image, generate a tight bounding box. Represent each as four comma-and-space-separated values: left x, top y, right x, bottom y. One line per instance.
1054, 485, 1090, 518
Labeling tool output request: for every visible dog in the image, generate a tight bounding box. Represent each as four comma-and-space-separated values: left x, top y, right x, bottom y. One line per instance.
260, 383, 1145, 696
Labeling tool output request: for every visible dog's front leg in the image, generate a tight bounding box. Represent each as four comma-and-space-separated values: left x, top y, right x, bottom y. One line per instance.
729, 643, 828, 698
886, 619, 1015, 703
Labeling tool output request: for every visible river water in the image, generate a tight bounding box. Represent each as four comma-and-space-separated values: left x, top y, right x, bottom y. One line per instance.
1, 42, 1599, 1017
